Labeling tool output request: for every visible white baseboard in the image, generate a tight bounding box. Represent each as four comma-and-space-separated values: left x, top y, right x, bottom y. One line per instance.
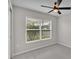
12, 42, 70, 58
58, 42, 71, 48
12, 42, 57, 57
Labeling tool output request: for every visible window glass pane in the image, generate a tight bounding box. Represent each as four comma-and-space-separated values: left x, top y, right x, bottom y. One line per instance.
41, 20, 50, 30
27, 30, 40, 41
42, 30, 50, 39
26, 17, 52, 42
27, 18, 40, 29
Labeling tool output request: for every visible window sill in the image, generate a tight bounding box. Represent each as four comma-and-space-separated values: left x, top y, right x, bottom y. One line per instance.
26, 38, 51, 44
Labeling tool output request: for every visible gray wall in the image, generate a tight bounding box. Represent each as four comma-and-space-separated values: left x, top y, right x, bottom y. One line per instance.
12, 6, 57, 57
57, 15, 71, 47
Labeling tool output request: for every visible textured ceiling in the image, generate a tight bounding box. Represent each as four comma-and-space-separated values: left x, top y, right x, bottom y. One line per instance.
12, 0, 71, 16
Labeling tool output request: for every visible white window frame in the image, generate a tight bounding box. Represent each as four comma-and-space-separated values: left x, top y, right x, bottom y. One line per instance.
25, 17, 52, 43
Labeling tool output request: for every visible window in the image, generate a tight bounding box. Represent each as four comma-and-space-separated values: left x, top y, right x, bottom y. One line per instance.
25, 17, 52, 42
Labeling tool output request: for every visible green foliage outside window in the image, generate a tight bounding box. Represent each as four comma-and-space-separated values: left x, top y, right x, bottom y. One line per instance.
26, 18, 51, 42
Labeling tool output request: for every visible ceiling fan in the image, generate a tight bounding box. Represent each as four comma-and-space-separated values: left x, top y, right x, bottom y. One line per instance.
41, 0, 71, 14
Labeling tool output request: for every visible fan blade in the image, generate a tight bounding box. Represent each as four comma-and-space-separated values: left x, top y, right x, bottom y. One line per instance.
48, 10, 53, 13
41, 5, 52, 9
59, 7, 71, 10
58, 11, 61, 14
57, 0, 62, 6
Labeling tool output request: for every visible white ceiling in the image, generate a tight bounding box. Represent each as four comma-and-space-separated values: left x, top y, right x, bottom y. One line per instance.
12, 0, 71, 16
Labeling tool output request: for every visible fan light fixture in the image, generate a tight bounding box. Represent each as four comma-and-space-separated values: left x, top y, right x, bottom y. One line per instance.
41, 0, 71, 14
54, 9, 58, 12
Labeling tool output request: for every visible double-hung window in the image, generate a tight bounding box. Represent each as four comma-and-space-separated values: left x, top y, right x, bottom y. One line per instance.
26, 17, 52, 43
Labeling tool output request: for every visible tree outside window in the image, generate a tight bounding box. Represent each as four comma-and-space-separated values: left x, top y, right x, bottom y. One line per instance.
26, 18, 52, 42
